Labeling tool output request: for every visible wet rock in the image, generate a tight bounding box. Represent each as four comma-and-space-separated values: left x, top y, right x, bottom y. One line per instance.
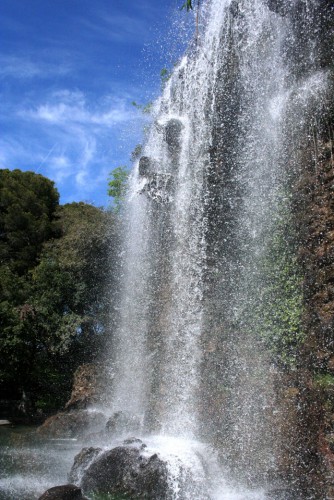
80, 444, 170, 498
37, 410, 106, 439
328, 356, 334, 374
229, 0, 239, 17
105, 410, 141, 437
123, 436, 145, 446
164, 118, 183, 156
138, 155, 174, 204
267, 488, 292, 499
266, 0, 288, 16
140, 173, 174, 204
68, 447, 102, 484
139, 156, 155, 177
38, 484, 87, 499
65, 364, 104, 411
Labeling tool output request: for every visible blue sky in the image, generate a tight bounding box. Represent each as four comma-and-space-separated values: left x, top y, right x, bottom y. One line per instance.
0, 0, 192, 206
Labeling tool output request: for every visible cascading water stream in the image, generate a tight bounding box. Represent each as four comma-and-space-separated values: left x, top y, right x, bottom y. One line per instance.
107, 0, 328, 497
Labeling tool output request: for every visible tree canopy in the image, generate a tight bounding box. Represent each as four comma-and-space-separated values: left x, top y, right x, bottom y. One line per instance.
0, 169, 59, 274
0, 170, 116, 414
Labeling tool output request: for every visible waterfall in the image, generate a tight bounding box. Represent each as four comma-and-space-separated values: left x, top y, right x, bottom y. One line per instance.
107, 0, 328, 496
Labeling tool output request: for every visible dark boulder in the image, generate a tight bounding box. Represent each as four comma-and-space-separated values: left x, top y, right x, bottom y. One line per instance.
80, 444, 170, 498
38, 484, 87, 499
164, 119, 183, 156
68, 446, 102, 484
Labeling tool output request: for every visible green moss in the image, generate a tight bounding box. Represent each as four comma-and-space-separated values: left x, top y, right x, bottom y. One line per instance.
248, 195, 305, 367
314, 373, 334, 388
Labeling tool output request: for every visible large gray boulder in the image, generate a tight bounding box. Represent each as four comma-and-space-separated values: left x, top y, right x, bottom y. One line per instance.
80, 442, 170, 499
68, 447, 102, 484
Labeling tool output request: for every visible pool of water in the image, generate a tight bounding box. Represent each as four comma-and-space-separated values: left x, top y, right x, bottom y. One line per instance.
0, 425, 82, 499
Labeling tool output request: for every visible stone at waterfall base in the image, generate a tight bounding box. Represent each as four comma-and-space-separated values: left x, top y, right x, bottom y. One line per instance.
37, 410, 106, 438
68, 446, 102, 484
75, 442, 170, 498
38, 484, 88, 499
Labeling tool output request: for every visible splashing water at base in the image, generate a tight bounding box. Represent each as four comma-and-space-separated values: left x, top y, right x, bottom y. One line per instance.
139, 436, 267, 500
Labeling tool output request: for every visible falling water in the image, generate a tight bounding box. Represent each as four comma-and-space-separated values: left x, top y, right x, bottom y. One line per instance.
108, 0, 329, 496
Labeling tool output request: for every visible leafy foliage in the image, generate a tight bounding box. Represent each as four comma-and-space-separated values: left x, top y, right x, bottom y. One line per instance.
160, 68, 171, 87
0, 169, 59, 274
0, 171, 116, 413
131, 101, 153, 114
314, 373, 334, 389
181, 0, 193, 11
107, 166, 129, 212
250, 200, 305, 366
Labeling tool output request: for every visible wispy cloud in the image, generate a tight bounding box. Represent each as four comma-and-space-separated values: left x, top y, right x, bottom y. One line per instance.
22, 89, 137, 127
5, 89, 146, 204
0, 55, 71, 80
80, 12, 151, 44
0, 0, 172, 206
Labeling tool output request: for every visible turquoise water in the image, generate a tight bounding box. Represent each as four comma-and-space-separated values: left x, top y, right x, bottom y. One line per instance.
0, 425, 81, 499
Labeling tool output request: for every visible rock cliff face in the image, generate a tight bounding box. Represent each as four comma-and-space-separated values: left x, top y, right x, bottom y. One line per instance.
293, 132, 334, 498
289, 3, 334, 491
65, 364, 105, 411
200, 1, 334, 494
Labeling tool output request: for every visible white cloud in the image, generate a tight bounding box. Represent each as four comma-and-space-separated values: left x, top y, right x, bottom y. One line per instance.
0, 55, 70, 80
80, 13, 150, 44
10, 89, 146, 204
22, 90, 137, 128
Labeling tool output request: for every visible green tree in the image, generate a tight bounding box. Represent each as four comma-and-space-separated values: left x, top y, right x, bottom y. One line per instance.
26, 203, 115, 410
0, 169, 59, 274
0, 172, 116, 413
107, 166, 129, 212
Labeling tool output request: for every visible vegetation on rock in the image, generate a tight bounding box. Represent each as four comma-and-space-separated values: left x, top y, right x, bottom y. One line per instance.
252, 199, 305, 366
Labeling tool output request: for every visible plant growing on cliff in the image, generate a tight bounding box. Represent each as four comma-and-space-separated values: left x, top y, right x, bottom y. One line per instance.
181, 0, 201, 43
181, 0, 193, 11
249, 197, 305, 366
